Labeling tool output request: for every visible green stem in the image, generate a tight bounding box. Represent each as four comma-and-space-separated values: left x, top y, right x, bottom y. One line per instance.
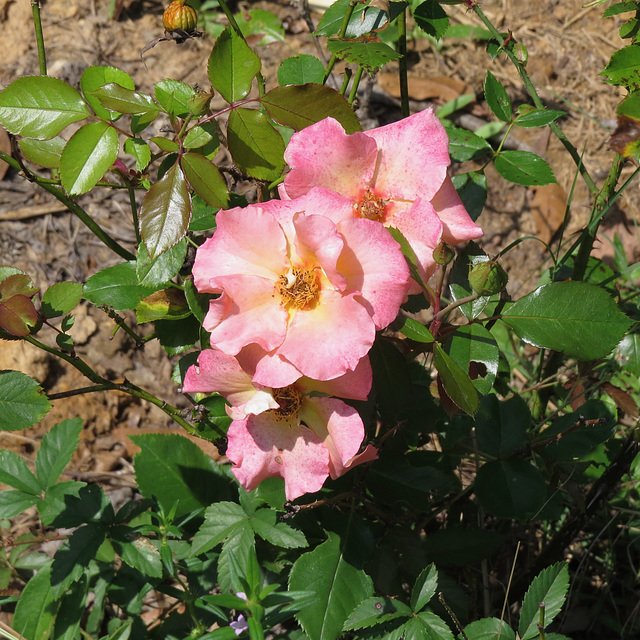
571, 154, 625, 282
123, 177, 141, 245
0, 149, 135, 261
470, 3, 598, 197
24, 335, 197, 434
100, 306, 146, 345
348, 66, 364, 105
397, 7, 410, 118
340, 68, 352, 96
323, 0, 359, 85
217, 0, 266, 96
31, 1, 47, 75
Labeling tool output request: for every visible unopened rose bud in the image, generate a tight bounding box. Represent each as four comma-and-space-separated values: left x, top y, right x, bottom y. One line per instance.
468, 260, 508, 296
188, 90, 213, 116
433, 242, 455, 266
163, 0, 197, 33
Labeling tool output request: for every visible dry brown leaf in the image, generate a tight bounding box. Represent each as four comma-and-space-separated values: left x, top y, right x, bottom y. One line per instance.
377, 73, 468, 103
530, 182, 568, 245
0, 125, 10, 181
602, 381, 639, 418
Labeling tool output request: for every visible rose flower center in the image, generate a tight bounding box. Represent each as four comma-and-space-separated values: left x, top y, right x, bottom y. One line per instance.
277, 266, 319, 310
271, 386, 303, 421
353, 189, 387, 221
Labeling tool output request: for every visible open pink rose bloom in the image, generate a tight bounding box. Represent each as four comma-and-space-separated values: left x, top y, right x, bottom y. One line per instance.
280, 108, 483, 283
187, 110, 483, 499
183, 348, 377, 501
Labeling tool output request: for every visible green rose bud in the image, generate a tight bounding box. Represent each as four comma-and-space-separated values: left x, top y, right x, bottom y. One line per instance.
187, 90, 213, 116
468, 260, 508, 296
433, 242, 456, 266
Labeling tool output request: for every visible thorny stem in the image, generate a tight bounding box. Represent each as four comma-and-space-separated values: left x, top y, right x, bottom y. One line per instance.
31, 1, 47, 75
397, 8, 410, 118
23, 335, 198, 435
469, 3, 599, 198
323, 0, 359, 85
0, 149, 135, 261
100, 306, 146, 344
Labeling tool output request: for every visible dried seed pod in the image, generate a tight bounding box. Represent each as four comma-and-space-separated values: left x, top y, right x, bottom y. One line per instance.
162, 0, 197, 33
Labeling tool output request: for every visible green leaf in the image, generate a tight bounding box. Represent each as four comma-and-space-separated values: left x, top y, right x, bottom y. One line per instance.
519, 563, 569, 640
151, 136, 180, 153
261, 84, 361, 133
326, 39, 401, 74
423, 527, 504, 566
37, 481, 86, 526
191, 501, 247, 556
130, 433, 233, 519
208, 26, 261, 103
404, 611, 455, 640
88, 83, 159, 115
475, 395, 529, 457
397, 316, 434, 343
41, 282, 83, 318
51, 523, 107, 590
0, 489, 39, 518
0, 75, 89, 139
452, 171, 487, 221
249, 509, 307, 548
235, 8, 285, 45
494, 150, 556, 186
60, 121, 119, 195
615, 333, 640, 375
181, 152, 229, 208
515, 107, 565, 128
183, 121, 219, 150
315, 0, 404, 37
140, 161, 191, 259
436, 93, 476, 120
136, 239, 187, 288
343, 596, 412, 630
155, 315, 201, 355
446, 125, 493, 162
111, 532, 163, 578
446, 324, 499, 395
227, 107, 285, 181
36, 418, 83, 490
289, 532, 373, 640
414, 0, 450, 39
475, 459, 547, 519
433, 342, 479, 415
84, 262, 155, 311
463, 618, 516, 640
0, 294, 38, 336
189, 194, 219, 232
484, 70, 512, 122
502, 281, 632, 360
19, 136, 66, 168
604, 1, 638, 17
12, 565, 57, 640
0, 450, 40, 494
53, 575, 88, 640
278, 55, 325, 85
154, 78, 194, 118
370, 338, 414, 423
124, 137, 151, 171
600, 45, 640, 90
411, 564, 438, 613
81, 65, 135, 121
0, 370, 51, 431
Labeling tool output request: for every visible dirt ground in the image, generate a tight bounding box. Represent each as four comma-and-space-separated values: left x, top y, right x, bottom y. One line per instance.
0, 0, 637, 592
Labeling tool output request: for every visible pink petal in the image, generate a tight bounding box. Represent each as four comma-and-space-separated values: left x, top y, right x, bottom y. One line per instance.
183, 349, 279, 418
298, 355, 373, 401
251, 351, 305, 389
336, 218, 410, 329
205, 275, 288, 354
366, 108, 450, 202
272, 187, 356, 227
192, 207, 288, 293
385, 198, 443, 284
279, 290, 375, 380
300, 397, 369, 479
430, 174, 484, 245
226, 413, 330, 501
283, 118, 377, 199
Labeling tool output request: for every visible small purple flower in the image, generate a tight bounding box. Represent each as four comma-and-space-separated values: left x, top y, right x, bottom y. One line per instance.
230, 614, 249, 636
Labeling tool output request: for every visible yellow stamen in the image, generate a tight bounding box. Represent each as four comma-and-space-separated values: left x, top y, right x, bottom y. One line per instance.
277, 266, 319, 310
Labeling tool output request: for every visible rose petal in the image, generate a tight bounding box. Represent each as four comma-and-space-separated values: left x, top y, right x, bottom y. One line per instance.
226, 413, 330, 501
298, 355, 372, 401
279, 290, 375, 380
283, 117, 377, 199
366, 108, 450, 202
430, 174, 484, 245
337, 218, 410, 329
